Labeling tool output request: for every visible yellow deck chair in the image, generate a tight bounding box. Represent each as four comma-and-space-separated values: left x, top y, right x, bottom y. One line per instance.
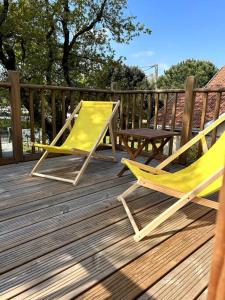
31, 100, 120, 186
118, 114, 225, 242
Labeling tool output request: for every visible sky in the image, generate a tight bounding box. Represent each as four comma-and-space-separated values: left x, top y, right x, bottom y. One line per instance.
113, 0, 225, 76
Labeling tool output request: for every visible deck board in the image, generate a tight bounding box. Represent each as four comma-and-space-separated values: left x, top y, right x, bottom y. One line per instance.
196, 288, 208, 300
75, 212, 214, 300
138, 239, 212, 300
0, 152, 215, 299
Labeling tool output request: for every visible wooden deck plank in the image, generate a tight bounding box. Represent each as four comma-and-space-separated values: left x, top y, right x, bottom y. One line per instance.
0, 194, 172, 273
0, 155, 80, 182
75, 212, 215, 300
6, 204, 212, 299
0, 184, 155, 251
137, 239, 213, 300
0, 160, 124, 210
0, 150, 113, 174
0, 168, 134, 221
0, 195, 172, 298
196, 288, 208, 300
0, 154, 215, 300
0, 175, 134, 222
0, 177, 135, 235
0, 150, 123, 185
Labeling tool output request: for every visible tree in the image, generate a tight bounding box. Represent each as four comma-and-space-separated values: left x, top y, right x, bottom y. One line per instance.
157, 59, 218, 89
0, 0, 60, 83
0, 1, 151, 142
92, 62, 152, 90
0, 0, 151, 86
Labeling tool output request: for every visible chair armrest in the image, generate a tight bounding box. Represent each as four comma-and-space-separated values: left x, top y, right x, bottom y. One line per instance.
121, 158, 168, 174
158, 114, 225, 169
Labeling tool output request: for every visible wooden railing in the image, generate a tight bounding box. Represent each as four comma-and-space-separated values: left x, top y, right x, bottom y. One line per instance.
20, 83, 115, 153
0, 71, 225, 165
115, 88, 185, 155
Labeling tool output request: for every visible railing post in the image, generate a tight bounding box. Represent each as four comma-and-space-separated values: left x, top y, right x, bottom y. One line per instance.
8, 71, 23, 162
207, 168, 225, 300
179, 76, 197, 164
111, 82, 119, 147
0, 128, 2, 157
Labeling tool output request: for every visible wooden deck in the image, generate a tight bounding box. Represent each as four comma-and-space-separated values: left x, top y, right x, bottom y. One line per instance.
0, 151, 216, 299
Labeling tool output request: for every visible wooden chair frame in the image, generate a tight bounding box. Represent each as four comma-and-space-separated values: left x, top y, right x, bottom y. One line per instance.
31, 100, 120, 186
207, 167, 225, 300
118, 114, 225, 242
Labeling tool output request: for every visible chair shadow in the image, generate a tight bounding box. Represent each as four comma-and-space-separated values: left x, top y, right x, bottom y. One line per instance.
133, 198, 217, 242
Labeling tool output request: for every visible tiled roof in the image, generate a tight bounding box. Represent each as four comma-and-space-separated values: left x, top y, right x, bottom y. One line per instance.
154, 66, 225, 129
207, 65, 225, 88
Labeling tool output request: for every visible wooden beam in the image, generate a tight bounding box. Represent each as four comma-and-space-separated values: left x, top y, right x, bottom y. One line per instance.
110, 82, 119, 146
8, 71, 23, 162
130, 167, 223, 241
208, 168, 225, 300
0, 134, 2, 158
121, 158, 168, 174
180, 76, 197, 164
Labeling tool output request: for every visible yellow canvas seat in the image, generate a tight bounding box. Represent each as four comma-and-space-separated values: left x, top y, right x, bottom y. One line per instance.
31, 100, 120, 186
32, 144, 74, 154
124, 132, 225, 197
118, 114, 225, 242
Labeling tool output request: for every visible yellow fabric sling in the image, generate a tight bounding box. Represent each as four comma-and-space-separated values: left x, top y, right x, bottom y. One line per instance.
123, 131, 225, 197
34, 101, 113, 154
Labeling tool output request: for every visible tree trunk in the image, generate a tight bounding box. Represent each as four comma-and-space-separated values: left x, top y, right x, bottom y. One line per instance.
62, 51, 72, 86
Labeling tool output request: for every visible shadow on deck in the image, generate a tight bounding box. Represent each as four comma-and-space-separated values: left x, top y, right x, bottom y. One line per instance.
0, 151, 214, 299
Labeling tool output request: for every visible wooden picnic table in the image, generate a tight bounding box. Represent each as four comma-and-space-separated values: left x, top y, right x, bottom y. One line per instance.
116, 128, 180, 177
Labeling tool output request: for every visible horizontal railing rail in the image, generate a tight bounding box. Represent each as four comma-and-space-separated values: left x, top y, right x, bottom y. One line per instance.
0, 82, 11, 88
20, 83, 113, 93
115, 88, 185, 93
194, 87, 225, 92
0, 71, 224, 165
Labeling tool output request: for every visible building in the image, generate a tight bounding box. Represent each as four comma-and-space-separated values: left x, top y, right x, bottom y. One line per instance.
156, 66, 225, 131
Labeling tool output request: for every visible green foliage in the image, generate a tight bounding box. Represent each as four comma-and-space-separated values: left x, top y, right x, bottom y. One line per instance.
92, 61, 152, 90
0, 0, 151, 85
0, 0, 151, 141
157, 59, 218, 89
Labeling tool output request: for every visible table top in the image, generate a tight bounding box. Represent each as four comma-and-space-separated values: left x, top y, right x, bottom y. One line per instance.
115, 128, 180, 139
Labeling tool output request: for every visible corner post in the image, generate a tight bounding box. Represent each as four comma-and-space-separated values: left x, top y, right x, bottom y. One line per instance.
207, 169, 225, 300
8, 71, 23, 162
179, 76, 197, 164
111, 81, 119, 147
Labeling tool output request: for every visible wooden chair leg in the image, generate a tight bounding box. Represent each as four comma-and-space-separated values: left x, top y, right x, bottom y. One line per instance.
109, 123, 117, 162
133, 168, 224, 241
133, 193, 193, 242
72, 116, 120, 185
75, 156, 87, 170
30, 150, 49, 175
118, 182, 140, 199
120, 196, 140, 235
117, 165, 129, 177
117, 138, 149, 177
73, 136, 116, 186
118, 182, 141, 234
73, 157, 91, 186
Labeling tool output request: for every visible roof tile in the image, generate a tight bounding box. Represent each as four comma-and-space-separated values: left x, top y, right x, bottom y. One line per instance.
154, 66, 225, 129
